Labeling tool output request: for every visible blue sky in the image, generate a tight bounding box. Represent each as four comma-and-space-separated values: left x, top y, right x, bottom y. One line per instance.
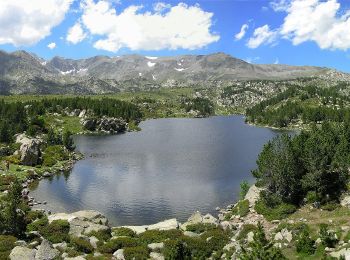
1, 0, 350, 72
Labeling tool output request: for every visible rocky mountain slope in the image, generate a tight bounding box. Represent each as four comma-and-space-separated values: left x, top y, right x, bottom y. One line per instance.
0, 50, 336, 94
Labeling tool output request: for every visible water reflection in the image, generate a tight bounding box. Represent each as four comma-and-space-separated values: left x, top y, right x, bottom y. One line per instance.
31, 116, 284, 226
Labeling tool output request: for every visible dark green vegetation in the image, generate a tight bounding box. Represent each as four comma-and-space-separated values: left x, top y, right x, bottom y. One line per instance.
0, 97, 141, 143
246, 84, 350, 128
253, 122, 350, 219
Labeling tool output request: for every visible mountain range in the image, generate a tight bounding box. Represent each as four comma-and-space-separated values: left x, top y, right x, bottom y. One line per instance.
0, 50, 335, 94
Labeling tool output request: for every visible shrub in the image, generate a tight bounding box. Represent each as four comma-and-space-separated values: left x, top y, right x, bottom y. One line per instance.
98, 237, 139, 254
112, 227, 135, 237
255, 198, 296, 221
124, 246, 149, 260
200, 229, 230, 252
319, 224, 338, 248
295, 229, 315, 255
26, 216, 49, 232
321, 201, 339, 211
41, 220, 70, 243
182, 236, 211, 259
186, 223, 217, 234
42, 145, 69, 166
71, 237, 94, 254
163, 239, 187, 260
0, 235, 17, 259
305, 191, 319, 203
87, 229, 111, 242
231, 199, 250, 217
138, 229, 182, 244
237, 224, 258, 241
239, 180, 250, 200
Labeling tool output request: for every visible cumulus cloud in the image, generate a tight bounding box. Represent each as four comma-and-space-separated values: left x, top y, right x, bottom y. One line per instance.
0, 0, 72, 46
251, 0, 350, 51
235, 24, 249, 41
247, 25, 278, 48
66, 22, 87, 44
281, 0, 350, 50
47, 42, 56, 49
153, 2, 171, 13
79, 0, 219, 52
270, 0, 290, 12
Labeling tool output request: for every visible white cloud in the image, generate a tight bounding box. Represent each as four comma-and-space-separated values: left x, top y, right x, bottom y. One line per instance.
235, 24, 249, 41
66, 22, 87, 44
0, 0, 72, 46
79, 0, 219, 52
280, 0, 350, 50
274, 58, 279, 64
247, 25, 278, 48
47, 42, 56, 49
254, 0, 350, 51
153, 2, 171, 13
270, 0, 290, 12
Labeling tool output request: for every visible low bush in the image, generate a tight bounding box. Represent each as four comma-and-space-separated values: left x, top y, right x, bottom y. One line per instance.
163, 239, 186, 260
237, 224, 258, 241
26, 216, 49, 232
255, 199, 296, 221
112, 227, 135, 237
71, 237, 94, 254
41, 220, 70, 243
186, 223, 217, 234
98, 237, 139, 254
319, 224, 338, 248
138, 229, 182, 244
201, 229, 230, 252
0, 235, 17, 259
295, 229, 315, 255
42, 145, 69, 166
124, 246, 149, 260
321, 201, 339, 211
231, 199, 250, 217
87, 229, 111, 242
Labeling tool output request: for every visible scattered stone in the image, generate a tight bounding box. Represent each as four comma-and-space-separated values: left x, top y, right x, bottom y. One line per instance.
330, 248, 350, 259
244, 185, 263, 207
183, 231, 200, 237
36, 239, 60, 260
148, 242, 164, 251
274, 232, 283, 241
150, 252, 165, 260
123, 218, 179, 235
16, 134, 42, 166
14, 240, 27, 246
247, 231, 254, 243
113, 249, 125, 260
9, 246, 36, 260
89, 236, 99, 249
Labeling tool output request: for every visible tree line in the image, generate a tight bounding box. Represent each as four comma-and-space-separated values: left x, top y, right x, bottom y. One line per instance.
253, 121, 350, 209
0, 97, 142, 143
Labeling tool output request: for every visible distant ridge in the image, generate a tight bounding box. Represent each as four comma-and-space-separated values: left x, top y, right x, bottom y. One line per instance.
0, 50, 334, 94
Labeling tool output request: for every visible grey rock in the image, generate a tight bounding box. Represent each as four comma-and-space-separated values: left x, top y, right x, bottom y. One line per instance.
16, 134, 42, 166
35, 239, 60, 260
10, 246, 36, 260
150, 252, 165, 260
89, 236, 99, 249
113, 249, 125, 260
148, 242, 164, 251
183, 231, 200, 237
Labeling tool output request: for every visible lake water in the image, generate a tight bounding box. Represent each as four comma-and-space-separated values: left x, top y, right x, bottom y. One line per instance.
31, 116, 284, 226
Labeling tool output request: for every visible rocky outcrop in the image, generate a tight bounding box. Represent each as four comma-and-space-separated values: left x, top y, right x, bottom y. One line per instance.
122, 218, 179, 235
9, 246, 36, 260
48, 210, 110, 237
35, 239, 60, 260
16, 134, 42, 166
181, 211, 218, 230
81, 116, 127, 133
244, 185, 263, 207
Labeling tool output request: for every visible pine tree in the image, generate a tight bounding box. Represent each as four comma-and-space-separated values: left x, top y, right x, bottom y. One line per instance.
240, 222, 285, 260
63, 130, 75, 151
